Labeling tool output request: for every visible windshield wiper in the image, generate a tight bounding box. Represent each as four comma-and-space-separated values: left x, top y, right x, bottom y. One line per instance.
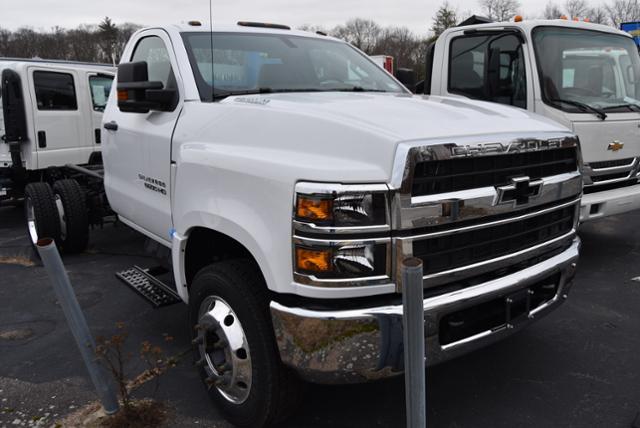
214, 88, 333, 100
601, 103, 640, 113
338, 86, 389, 93
550, 98, 607, 120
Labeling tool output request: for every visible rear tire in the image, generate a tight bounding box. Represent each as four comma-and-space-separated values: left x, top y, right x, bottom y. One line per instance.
53, 179, 88, 253
24, 182, 61, 247
188, 260, 302, 428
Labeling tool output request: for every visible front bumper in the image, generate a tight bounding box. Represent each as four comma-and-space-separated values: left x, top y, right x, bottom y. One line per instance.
580, 182, 640, 222
270, 238, 580, 384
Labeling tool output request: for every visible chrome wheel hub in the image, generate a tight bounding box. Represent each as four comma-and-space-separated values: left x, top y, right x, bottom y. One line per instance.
195, 296, 252, 404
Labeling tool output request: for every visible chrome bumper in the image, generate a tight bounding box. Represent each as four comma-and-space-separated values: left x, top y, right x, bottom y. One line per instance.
270, 238, 580, 384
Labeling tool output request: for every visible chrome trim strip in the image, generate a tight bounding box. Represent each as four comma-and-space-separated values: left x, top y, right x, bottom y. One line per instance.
397, 198, 579, 241
420, 230, 575, 285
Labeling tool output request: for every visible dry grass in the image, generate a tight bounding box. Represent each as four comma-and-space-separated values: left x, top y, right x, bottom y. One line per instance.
0, 256, 35, 267
100, 400, 168, 428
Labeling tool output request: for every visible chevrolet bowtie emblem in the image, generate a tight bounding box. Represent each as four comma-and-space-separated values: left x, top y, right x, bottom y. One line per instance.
608, 141, 624, 152
496, 176, 543, 206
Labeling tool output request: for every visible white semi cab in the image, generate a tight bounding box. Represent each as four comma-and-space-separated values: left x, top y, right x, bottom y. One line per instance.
425, 18, 640, 221
26, 22, 582, 427
0, 59, 114, 205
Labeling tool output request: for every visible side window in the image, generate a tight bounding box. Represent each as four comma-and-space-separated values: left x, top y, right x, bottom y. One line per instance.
449, 33, 527, 109
130, 36, 176, 89
89, 75, 114, 112
33, 71, 77, 110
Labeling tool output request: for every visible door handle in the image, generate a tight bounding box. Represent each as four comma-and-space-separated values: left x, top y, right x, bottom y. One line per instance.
103, 121, 118, 131
37, 131, 46, 148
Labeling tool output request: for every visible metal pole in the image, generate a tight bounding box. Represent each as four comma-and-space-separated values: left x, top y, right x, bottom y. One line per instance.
36, 238, 120, 415
402, 257, 426, 428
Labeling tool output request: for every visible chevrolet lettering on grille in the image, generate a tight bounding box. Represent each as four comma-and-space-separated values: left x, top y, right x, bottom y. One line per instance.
496, 176, 543, 206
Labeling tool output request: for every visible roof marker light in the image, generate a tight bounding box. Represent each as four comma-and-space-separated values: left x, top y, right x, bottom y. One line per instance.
514, 15, 523, 22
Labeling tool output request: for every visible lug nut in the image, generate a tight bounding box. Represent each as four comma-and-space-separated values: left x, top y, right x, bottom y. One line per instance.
216, 362, 232, 373
191, 336, 204, 346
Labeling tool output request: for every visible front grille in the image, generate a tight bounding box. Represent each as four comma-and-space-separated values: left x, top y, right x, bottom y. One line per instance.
591, 171, 630, 182
412, 205, 575, 275
584, 178, 640, 194
412, 147, 577, 196
590, 158, 635, 169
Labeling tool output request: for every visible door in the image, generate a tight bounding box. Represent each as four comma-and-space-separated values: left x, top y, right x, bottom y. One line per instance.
102, 30, 182, 243
28, 68, 89, 168
445, 31, 530, 110
87, 72, 114, 154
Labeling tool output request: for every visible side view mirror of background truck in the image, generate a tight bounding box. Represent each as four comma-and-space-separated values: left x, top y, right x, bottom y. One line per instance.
395, 68, 417, 93
117, 61, 177, 113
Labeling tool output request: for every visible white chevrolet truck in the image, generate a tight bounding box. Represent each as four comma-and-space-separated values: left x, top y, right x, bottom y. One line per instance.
26, 22, 582, 427
1, 59, 114, 211
422, 18, 640, 222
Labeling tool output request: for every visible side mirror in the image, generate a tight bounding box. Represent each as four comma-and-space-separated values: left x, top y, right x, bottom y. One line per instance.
395, 68, 418, 93
117, 61, 176, 113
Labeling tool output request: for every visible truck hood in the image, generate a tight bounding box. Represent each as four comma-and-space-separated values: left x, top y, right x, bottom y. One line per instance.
223, 92, 569, 141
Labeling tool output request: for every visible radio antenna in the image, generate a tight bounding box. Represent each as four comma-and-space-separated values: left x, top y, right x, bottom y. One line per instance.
209, 0, 215, 101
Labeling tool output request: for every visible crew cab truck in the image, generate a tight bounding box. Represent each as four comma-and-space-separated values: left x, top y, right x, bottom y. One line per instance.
422, 19, 640, 222
0, 59, 115, 219
25, 22, 582, 427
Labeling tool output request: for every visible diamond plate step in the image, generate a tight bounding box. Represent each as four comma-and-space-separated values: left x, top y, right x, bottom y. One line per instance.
116, 265, 181, 308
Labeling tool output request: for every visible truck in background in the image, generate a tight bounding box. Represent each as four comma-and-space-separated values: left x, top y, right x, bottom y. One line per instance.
23, 22, 582, 427
416, 18, 640, 222
1, 59, 114, 239
370, 54, 394, 74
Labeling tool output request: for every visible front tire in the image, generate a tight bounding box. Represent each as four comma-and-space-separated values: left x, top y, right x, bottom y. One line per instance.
24, 182, 61, 247
52, 179, 88, 253
188, 260, 301, 428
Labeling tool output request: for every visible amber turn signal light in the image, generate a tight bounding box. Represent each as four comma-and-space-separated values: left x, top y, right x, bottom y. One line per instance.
117, 89, 128, 101
296, 196, 333, 221
296, 247, 332, 273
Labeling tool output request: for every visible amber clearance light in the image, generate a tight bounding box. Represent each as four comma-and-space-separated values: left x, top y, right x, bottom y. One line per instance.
296, 196, 333, 221
117, 89, 129, 101
296, 247, 332, 273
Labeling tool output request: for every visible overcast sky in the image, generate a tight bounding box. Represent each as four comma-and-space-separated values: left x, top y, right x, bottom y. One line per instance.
3, 0, 556, 35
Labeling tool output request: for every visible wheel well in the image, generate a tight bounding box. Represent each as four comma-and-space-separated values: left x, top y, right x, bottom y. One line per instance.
184, 227, 259, 287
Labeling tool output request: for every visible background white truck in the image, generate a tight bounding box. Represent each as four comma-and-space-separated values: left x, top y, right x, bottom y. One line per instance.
0, 60, 114, 206
419, 18, 640, 222
26, 22, 582, 427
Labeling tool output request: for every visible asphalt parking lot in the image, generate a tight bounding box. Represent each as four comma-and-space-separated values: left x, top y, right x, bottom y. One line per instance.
1, 204, 639, 428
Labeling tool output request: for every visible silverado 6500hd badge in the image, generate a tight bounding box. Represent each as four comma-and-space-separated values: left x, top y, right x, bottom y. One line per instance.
138, 173, 167, 195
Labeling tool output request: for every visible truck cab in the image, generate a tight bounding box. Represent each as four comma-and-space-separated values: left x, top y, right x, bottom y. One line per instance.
0, 59, 114, 202
426, 19, 640, 221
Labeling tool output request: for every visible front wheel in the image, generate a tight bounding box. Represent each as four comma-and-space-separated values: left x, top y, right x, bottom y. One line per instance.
52, 179, 89, 253
188, 260, 302, 428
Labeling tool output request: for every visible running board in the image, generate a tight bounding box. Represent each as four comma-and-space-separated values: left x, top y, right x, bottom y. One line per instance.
116, 266, 181, 308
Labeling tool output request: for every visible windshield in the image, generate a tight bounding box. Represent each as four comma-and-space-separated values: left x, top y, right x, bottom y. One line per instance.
533, 26, 640, 114
181, 32, 405, 101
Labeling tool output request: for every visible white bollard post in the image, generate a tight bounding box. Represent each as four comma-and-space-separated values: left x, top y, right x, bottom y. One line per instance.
402, 257, 426, 428
36, 238, 120, 415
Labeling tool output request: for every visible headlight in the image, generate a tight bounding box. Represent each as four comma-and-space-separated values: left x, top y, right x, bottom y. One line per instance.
292, 182, 392, 287
294, 240, 388, 280
294, 183, 389, 232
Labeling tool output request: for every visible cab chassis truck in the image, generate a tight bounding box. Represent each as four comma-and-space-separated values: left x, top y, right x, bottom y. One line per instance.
21, 22, 582, 427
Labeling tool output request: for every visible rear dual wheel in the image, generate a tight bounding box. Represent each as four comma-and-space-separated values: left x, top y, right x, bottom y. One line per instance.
24, 179, 88, 253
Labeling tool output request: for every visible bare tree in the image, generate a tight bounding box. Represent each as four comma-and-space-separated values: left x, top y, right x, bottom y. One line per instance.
332, 18, 382, 53
565, 0, 590, 18
543, 2, 564, 18
605, 0, 640, 27
479, 0, 521, 21
587, 6, 610, 23
431, 2, 458, 37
